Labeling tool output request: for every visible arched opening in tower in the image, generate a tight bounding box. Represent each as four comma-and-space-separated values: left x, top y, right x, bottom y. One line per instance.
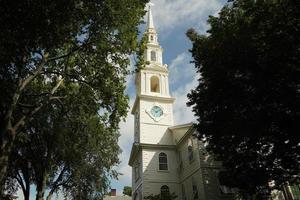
150, 76, 160, 93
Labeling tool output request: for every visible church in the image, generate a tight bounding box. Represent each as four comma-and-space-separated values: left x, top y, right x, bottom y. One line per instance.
128, 7, 235, 200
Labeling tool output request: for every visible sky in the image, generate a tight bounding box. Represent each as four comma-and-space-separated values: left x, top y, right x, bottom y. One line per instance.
111, 0, 227, 196
16, 0, 227, 199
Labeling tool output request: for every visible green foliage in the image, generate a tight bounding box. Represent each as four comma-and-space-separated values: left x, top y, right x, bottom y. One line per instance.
134, 33, 149, 72
123, 186, 132, 196
0, 0, 149, 199
187, 0, 299, 198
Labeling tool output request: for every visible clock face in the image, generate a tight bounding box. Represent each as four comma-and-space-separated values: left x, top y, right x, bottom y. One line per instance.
150, 106, 163, 117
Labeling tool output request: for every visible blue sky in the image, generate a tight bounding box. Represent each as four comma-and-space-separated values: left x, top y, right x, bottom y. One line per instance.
111, 0, 227, 196
16, 0, 227, 199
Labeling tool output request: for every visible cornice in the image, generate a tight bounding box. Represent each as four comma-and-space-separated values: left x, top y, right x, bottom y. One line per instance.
128, 142, 177, 166
142, 64, 168, 73
131, 94, 175, 114
146, 43, 162, 49
140, 143, 176, 149
168, 122, 194, 130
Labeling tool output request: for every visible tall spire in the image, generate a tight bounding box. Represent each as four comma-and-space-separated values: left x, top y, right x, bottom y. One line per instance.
145, 3, 159, 46
144, 3, 164, 66
147, 4, 155, 30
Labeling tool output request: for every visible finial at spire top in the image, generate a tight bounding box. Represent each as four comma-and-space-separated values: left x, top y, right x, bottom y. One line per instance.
147, 3, 155, 30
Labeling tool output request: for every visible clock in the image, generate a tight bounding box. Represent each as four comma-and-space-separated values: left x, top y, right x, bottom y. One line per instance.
150, 106, 163, 117
146, 104, 167, 122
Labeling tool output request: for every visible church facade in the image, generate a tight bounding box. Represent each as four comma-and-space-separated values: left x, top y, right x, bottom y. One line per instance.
128, 7, 235, 200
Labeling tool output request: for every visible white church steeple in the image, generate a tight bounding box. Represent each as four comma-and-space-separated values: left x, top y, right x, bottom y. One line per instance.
131, 5, 175, 145
129, 6, 181, 200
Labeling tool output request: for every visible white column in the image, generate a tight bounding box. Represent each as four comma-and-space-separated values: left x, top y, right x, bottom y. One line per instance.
164, 75, 167, 96
166, 76, 169, 96
159, 74, 162, 95
146, 73, 150, 94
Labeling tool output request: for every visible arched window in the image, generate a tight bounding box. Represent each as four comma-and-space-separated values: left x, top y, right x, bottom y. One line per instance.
161, 185, 170, 198
150, 35, 154, 41
188, 138, 194, 162
159, 152, 168, 170
150, 76, 160, 93
151, 50, 156, 61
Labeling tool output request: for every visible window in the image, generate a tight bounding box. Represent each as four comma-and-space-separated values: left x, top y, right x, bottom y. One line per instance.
188, 138, 194, 162
150, 35, 154, 41
150, 76, 160, 93
192, 178, 199, 200
159, 152, 168, 170
151, 50, 156, 61
161, 185, 170, 199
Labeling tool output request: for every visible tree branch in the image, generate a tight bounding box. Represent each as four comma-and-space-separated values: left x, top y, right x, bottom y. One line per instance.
17, 103, 36, 109
46, 166, 68, 200
16, 171, 26, 196
12, 78, 64, 133
19, 55, 48, 92
50, 79, 64, 95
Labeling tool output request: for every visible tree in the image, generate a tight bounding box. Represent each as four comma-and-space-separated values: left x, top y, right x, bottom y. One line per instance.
8, 102, 121, 200
0, 0, 148, 198
123, 186, 132, 196
187, 0, 299, 198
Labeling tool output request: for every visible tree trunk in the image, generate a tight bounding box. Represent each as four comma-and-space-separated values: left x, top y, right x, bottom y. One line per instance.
1, 58, 46, 196
0, 129, 15, 195
46, 192, 53, 200
35, 173, 48, 200
24, 169, 31, 200
0, 84, 22, 194
24, 188, 30, 200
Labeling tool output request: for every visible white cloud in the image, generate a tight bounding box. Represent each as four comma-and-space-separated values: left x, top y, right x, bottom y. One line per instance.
172, 75, 198, 124
169, 52, 199, 124
149, 0, 225, 34
111, 98, 134, 195
169, 52, 195, 85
